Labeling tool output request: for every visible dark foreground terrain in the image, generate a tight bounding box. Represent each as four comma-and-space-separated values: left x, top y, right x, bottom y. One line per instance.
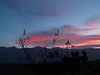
0, 60, 100, 75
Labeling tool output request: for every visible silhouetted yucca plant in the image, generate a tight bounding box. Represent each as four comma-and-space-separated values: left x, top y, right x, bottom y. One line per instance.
52, 30, 59, 48
18, 29, 32, 63
65, 40, 74, 56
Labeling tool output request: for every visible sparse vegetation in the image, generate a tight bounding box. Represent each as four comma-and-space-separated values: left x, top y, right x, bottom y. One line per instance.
52, 30, 59, 48
1, 29, 99, 75
18, 29, 32, 63
17, 29, 89, 65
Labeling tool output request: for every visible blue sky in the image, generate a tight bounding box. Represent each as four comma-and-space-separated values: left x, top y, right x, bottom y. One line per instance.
0, 0, 100, 48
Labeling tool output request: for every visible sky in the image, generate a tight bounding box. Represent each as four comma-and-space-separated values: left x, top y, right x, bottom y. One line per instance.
0, 0, 100, 48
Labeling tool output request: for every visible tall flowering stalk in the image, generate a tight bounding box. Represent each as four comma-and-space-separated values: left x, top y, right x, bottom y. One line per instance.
52, 30, 59, 48
18, 29, 32, 63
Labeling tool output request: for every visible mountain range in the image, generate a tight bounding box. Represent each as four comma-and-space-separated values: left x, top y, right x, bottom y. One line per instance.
0, 46, 100, 63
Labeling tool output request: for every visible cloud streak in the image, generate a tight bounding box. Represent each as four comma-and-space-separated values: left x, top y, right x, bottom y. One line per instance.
82, 16, 100, 28
3, 0, 70, 19
15, 23, 100, 48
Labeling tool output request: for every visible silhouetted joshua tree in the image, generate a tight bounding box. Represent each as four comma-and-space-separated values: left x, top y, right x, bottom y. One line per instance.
18, 29, 32, 63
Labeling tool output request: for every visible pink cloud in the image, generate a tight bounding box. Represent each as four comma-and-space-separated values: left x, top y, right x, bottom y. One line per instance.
55, 25, 100, 35
82, 16, 100, 28
15, 24, 100, 48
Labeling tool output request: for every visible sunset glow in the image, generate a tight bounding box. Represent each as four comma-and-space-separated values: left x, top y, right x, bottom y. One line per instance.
0, 0, 100, 48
